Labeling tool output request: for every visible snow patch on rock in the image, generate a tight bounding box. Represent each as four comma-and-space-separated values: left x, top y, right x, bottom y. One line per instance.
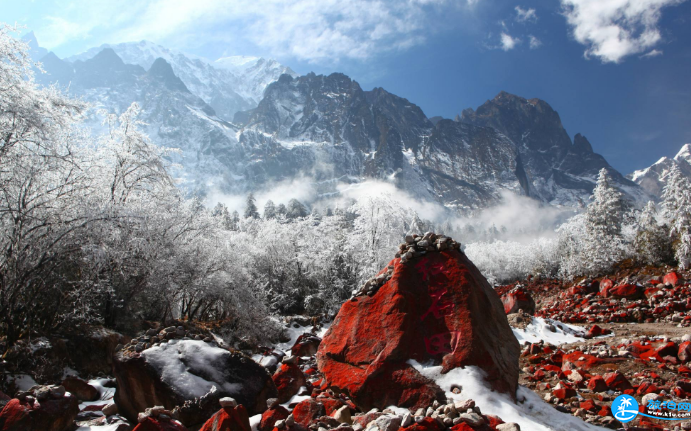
142, 340, 243, 399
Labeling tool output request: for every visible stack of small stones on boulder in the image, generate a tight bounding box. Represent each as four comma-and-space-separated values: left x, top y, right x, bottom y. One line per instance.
351, 233, 461, 299
116, 325, 216, 354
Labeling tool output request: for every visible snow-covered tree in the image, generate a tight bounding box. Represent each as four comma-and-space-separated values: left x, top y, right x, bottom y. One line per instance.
663, 165, 691, 268
634, 201, 672, 265
581, 168, 627, 274
263, 200, 277, 219
244, 193, 260, 219
287, 198, 308, 219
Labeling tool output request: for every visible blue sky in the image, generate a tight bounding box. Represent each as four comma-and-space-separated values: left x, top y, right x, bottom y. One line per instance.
2, 0, 690, 174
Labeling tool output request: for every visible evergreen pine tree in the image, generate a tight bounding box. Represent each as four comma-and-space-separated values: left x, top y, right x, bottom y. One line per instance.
244, 193, 260, 219
264, 200, 277, 219
662, 165, 691, 268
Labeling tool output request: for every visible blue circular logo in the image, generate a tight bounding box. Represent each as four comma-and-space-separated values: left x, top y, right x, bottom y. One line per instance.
612, 394, 639, 423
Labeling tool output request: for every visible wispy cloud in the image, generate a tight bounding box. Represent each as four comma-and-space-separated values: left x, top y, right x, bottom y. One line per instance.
515, 6, 538, 23
528, 35, 542, 49
560, 0, 686, 63
32, 0, 479, 64
641, 49, 663, 58
500, 33, 519, 51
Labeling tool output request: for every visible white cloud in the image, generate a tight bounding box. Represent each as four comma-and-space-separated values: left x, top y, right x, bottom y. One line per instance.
641, 48, 663, 58
561, 0, 686, 63
33, 0, 473, 64
500, 33, 519, 51
515, 6, 538, 23
529, 35, 542, 49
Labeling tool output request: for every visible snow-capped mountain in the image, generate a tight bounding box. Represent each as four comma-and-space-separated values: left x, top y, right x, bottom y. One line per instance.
65, 41, 296, 121
31, 33, 650, 211
37, 48, 243, 192
628, 143, 691, 198
234, 74, 648, 209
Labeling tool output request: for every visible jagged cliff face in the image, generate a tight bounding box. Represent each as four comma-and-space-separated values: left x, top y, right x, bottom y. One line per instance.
34, 39, 649, 210
460, 92, 647, 206
629, 144, 691, 198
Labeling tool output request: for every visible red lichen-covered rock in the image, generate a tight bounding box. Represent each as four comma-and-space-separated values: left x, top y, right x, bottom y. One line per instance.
317, 250, 520, 411
501, 287, 536, 315
259, 406, 290, 431
599, 278, 614, 292
400, 417, 445, 431
133, 417, 188, 431
273, 363, 307, 403
292, 399, 326, 427
552, 387, 577, 400
318, 397, 345, 416
449, 424, 474, 431
62, 376, 100, 402
562, 352, 600, 371
200, 405, 252, 431
587, 376, 608, 392
585, 325, 610, 338
0, 395, 79, 431
291, 334, 322, 357
600, 283, 644, 300
604, 371, 633, 391
679, 341, 691, 363
664, 272, 681, 286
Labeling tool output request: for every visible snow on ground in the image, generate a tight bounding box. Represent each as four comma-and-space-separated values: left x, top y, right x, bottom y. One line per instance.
76, 425, 123, 431
250, 413, 263, 431
7, 374, 37, 391
142, 340, 242, 399
280, 387, 311, 410
512, 316, 587, 346
78, 378, 116, 410
408, 361, 608, 431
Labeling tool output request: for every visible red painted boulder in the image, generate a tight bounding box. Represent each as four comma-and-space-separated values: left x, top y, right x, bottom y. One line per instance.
133, 417, 188, 431
291, 334, 321, 357
273, 363, 307, 403
501, 287, 536, 315
200, 405, 251, 431
680, 341, 691, 363
601, 284, 643, 300
316, 247, 520, 411
259, 406, 289, 431
400, 417, 444, 431
604, 371, 633, 391
664, 271, 681, 286
292, 399, 325, 427
0, 395, 79, 431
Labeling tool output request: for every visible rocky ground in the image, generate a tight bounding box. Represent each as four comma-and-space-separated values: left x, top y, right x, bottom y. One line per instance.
2, 235, 691, 431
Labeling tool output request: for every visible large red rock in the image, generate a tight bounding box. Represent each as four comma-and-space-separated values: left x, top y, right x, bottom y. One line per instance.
259, 406, 290, 431
273, 363, 307, 403
501, 287, 536, 315
0, 395, 79, 431
664, 271, 681, 286
292, 399, 325, 427
291, 334, 321, 357
316, 250, 520, 411
133, 417, 188, 431
600, 284, 643, 300
199, 405, 251, 431
587, 376, 608, 392
604, 371, 633, 391
680, 341, 691, 363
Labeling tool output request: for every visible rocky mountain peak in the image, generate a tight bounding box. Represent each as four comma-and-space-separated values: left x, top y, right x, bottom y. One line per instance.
573, 133, 594, 153
21, 30, 48, 62
147, 57, 190, 93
